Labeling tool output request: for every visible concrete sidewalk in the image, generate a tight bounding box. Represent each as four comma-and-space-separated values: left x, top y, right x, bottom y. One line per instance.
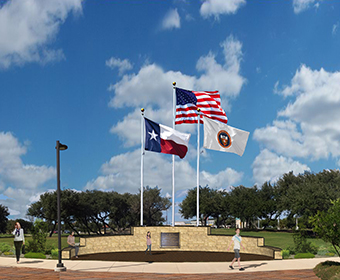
0, 256, 337, 274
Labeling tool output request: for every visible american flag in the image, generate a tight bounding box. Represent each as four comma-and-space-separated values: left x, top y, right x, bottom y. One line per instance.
175, 87, 228, 125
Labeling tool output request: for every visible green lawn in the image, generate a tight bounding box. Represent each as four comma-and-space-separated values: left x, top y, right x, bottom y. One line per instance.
0, 234, 79, 250
210, 228, 330, 250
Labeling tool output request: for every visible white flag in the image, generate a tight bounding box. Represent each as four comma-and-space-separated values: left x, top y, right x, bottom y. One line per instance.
203, 116, 249, 156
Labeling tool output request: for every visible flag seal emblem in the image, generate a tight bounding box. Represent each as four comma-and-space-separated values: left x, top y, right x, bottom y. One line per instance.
217, 130, 231, 148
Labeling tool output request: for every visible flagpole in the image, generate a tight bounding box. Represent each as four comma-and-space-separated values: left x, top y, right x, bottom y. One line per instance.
140, 108, 145, 226
172, 82, 176, 227
197, 108, 200, 227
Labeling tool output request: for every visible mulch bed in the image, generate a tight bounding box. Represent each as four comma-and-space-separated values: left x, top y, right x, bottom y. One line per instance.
74, 251, 273, 262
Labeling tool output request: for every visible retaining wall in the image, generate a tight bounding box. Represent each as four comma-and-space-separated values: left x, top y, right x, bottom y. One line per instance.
71, 226, 281, 260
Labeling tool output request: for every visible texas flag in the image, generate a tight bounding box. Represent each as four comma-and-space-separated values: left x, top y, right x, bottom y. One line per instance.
145, 118, 191, 159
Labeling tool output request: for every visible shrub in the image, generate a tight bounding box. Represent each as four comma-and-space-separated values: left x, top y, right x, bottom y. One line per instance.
294, 252, 315, 259
310, 199, 340, 257
3, 251, 13, 255
314, 261, 340, 280
24, 252, 46, 259
293, 230, 319, 254
51, 248, 58, 259
286, 246, 295, 255
309, 243, 319, 255
328, 246, 339, 255
26, 219, 48, 253
281, 249, 290, 259
44, 244, 55, 255
326, 252, 335, 257
0, 242, 12, 253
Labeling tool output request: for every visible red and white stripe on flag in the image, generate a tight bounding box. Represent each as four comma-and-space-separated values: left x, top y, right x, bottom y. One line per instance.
175, 89, 228, 125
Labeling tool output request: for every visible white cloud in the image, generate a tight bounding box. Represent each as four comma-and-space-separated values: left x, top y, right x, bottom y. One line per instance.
0, 132, 55, 217
253, 120, 307, 158
161, 8, 180, 30
8, 208, 20, 216
85, 149, 243, 195
332, 22, 339, 36
200, 0, 246, 19
292, 0, 320, 14
185, 14, 194, 22
109, 35, 246, 146
0, 0, 83, 68
106, 57, 133, 75
176, 189, 189, 198
254, 65, 340, 173
201, 168, 243, 189
252, 149, 310, 186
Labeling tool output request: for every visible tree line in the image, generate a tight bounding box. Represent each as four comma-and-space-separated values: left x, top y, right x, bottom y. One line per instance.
26, 186, 170, 236
179, 170, 340, 229
1, 169, 340, 235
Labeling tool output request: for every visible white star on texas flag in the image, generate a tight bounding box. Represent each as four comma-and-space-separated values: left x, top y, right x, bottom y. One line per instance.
148, 130, 158, 141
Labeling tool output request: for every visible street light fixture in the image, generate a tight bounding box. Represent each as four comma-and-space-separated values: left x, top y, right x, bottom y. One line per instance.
55, 140, 68, 272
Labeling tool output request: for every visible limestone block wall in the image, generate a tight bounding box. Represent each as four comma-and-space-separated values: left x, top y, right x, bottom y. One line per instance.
78, 226, 282, 259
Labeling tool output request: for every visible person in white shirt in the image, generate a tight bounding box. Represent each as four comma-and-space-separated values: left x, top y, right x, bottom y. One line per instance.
227, 228, 245, 271
12, 222, 25, 264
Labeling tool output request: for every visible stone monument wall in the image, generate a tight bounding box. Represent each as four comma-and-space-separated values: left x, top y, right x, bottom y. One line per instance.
75, 226, 282, 260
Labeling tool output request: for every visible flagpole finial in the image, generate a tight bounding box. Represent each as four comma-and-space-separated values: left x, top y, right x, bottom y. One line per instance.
197, 108, 201, 112
173, 82, 176, 87
141, 108, 144, 113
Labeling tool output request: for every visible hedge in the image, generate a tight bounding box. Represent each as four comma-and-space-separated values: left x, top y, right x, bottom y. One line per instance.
294, 253, 315, 259
24, 252, 46, 259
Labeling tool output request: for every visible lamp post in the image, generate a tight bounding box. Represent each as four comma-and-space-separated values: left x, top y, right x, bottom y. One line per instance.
55, 140, 68, 272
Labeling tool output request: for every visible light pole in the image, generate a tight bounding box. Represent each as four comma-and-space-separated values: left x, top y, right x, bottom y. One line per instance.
55, 140, 68, 272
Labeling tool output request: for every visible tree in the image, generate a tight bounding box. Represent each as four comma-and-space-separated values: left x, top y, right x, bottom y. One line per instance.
132, 186, 171, 226
6, 219, 33, 234
109, 192, 136, 232
27, 191, 58, 237
26, 219, 48, 253
229, 185, 260, 228
258, 182, 280, 229
0, 204, 10, 233
277, 170, 340, 227
310, 199, 340, 257
179, 186, 224, 226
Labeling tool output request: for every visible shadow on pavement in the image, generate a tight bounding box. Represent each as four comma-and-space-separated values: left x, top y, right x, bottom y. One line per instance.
243, 262, 267, 270
20, 260, 44, 264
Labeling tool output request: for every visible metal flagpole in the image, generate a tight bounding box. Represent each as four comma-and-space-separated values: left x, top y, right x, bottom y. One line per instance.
140, 108, 145, 226
172, 82, 176, 227
196, 109, 200, 227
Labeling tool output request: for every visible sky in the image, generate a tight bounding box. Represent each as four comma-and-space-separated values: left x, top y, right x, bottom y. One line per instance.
1, 0, 340, 223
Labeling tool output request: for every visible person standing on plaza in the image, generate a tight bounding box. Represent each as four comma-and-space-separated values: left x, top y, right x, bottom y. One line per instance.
227, 228, 245, 271
145, 231, 152, 255
12, 222, 25, 264
67, 231, 79, 258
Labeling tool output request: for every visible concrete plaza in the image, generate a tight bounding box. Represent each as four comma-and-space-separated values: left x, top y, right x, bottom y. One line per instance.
0, 256, 337, 279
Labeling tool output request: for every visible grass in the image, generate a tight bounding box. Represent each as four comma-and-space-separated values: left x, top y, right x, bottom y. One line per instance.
0, 234, 79, 251
210, 228, 331, 250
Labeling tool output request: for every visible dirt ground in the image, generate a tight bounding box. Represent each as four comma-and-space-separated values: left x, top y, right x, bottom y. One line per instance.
74, 250, 273, 262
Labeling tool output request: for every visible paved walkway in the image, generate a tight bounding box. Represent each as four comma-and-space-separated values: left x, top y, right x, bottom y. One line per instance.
0, 267, 319, 279
0, 256, 337, 279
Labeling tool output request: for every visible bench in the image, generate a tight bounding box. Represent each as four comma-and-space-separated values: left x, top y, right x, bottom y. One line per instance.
61, 246, 79, 260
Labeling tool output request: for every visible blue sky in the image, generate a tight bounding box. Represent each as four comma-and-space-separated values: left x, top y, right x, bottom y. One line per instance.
1, 0, 340, 223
